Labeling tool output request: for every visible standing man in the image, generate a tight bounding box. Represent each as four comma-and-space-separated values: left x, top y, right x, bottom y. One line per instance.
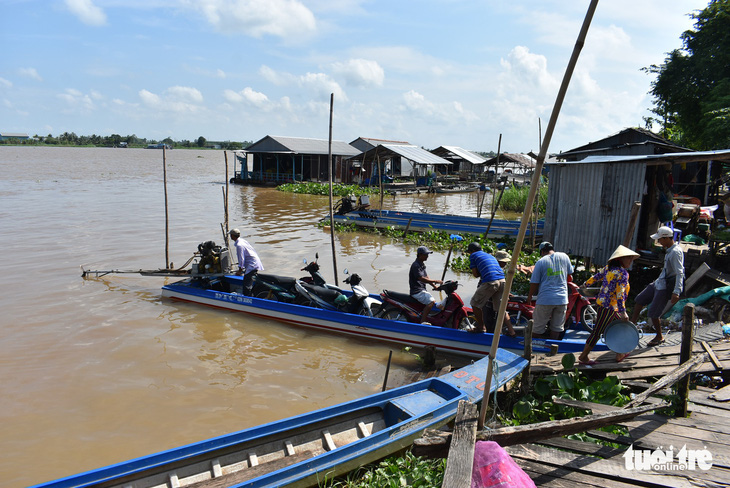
229, 228, 264, 296
630, 226, 684, 346
466, 242, 515, 336
527, 242, 574, 339
409, 246, 443, 324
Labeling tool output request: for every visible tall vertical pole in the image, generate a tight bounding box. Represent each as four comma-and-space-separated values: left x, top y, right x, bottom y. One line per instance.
478, 0, 599, 430
327, 94, 339, 286
163, 146, 170, 268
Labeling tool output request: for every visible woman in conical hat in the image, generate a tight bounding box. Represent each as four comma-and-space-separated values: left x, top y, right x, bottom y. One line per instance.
577, 245, 639, 365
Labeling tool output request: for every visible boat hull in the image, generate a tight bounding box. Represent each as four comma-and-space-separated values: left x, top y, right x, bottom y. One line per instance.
331, 209, 544, 237
32, 355, 528, 488
160, 276, 604, 355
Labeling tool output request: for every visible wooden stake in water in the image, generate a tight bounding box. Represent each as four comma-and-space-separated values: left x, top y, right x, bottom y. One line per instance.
327, 93, 339, 286
163, 146, 170, 268
479, 0, 599, 430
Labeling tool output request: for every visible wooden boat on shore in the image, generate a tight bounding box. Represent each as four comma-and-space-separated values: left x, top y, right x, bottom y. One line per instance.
159, 275, 601, 355
32, 353, 528, 488
433, 185, 479, 194
330, 209, 544, 237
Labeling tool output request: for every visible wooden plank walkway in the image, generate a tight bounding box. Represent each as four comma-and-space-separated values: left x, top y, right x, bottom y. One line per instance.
530, 338, 730, 380
505, 389, 730, 487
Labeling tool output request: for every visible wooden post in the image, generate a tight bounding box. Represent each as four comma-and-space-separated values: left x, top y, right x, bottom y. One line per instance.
224, 151, 230, 237
521, 320, 533, 394
403, 217, 414, 238
622, 201, 641, 247
381, 350, 393, 392
442, 401, 478, 488
478, 0, 599, 430
441, 237, 457, 281
163, 146, 170, 268
677, 303, 695, 417
326, 93, 339, 286
478, 134, 500, 219
484, 185, 505, 238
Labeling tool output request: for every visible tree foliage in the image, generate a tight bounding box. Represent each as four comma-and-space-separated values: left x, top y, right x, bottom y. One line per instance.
645, 0, 730, 149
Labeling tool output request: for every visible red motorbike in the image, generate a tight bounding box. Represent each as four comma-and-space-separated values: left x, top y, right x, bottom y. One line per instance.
502, 280, 597, 332
378, 280, 476, 330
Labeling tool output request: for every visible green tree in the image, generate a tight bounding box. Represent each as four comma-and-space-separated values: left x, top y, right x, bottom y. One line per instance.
196, 136, 207, 147
645, 0, 730, 149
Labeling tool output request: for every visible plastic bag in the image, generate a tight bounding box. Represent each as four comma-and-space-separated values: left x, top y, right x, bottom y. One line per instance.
471, 441, 535, 487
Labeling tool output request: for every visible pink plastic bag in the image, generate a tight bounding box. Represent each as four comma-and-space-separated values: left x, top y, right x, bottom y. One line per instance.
471, 440, 535, 487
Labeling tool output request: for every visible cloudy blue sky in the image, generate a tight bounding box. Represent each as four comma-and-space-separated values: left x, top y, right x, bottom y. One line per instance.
0, 0, 710, 153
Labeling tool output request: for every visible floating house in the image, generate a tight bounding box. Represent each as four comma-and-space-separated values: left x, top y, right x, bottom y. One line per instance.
346, 143, 453, 186
543, 128, 730, 265
429, 146, 487, 177
233, 135, 360, 185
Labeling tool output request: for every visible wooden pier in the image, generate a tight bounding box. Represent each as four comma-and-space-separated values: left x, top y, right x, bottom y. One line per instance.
412, 304, 730, 487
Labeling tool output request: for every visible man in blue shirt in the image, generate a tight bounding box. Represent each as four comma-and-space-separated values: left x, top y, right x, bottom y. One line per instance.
527, 241, 574, 339
467, 242, 513, 335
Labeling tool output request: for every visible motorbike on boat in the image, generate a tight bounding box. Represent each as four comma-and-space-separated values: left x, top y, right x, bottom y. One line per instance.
252, 254, 336, 302
378, 281, 476, 330
294, 270, 382, 316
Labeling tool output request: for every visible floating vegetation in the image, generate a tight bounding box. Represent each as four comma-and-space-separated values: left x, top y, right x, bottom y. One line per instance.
277, 182, 380, 197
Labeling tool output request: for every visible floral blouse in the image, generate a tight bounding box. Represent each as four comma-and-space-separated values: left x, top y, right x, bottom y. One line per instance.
584, 265, 630, 314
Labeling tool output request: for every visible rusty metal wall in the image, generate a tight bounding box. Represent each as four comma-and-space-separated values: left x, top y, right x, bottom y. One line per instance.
545, 162, 646, 264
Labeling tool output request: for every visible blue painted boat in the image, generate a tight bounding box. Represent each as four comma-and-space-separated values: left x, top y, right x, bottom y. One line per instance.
330, 209, 544, 237
158, 275, 601, 356
31, 353, 528, 488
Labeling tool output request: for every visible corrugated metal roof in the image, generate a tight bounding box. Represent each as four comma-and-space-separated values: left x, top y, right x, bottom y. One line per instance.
380, 144, 453, 165
548, 149, 730, 165
246, 135, 360, 156
433, 146, 486, 165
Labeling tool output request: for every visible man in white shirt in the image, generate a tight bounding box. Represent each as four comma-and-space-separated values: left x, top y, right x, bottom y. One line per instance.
630, 225, 684, 346
229, 228, 264, 296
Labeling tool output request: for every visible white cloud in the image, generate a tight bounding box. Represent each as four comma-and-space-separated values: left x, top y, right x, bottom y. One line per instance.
300, 72, 347, 102
216, 69, 226, 79
57, 88, 97, 111
331, 59, 384, 87
18, 68, 42, 81
259, 65, 292, 85
223, 87, 270, 107
0, 77, 12, 88
189, 0, 316, 40
138, 86, 205, 114
64, 0, 107, 26
401, 90, 478, 126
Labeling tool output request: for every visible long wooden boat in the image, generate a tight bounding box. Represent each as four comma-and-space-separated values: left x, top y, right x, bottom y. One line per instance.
330, 209, 544, 237
434, 185, 479, 194
159, 275, 603, 355
32, 353, 528, 488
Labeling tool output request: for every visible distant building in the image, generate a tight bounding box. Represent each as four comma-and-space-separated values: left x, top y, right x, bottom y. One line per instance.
0, 132, 29, 141
233, 135, 360, 185
430, 146, 486, 177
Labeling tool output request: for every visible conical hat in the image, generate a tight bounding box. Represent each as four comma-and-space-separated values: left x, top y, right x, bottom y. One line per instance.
608, 245, 639, 262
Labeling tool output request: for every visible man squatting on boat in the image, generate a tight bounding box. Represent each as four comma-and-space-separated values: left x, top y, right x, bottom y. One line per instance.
229, 228, 264, 296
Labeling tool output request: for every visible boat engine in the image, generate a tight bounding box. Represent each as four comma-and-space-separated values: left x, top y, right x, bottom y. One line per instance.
193, 241, 230, 275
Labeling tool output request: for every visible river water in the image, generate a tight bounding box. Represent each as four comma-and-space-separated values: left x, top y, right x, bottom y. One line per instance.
0, 146, 504, 487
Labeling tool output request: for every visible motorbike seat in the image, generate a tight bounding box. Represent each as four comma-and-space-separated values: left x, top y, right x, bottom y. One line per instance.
256, 273, 297, 288
301, 282, 343, 303
382, 289, 420, 305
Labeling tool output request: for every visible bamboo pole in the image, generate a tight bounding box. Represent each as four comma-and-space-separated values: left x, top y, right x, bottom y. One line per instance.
478, 0, 599, 430
327, 93, 339, 286
163, 146, 170, 268
224, 151, 230, 237
478, 134, 501, 219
